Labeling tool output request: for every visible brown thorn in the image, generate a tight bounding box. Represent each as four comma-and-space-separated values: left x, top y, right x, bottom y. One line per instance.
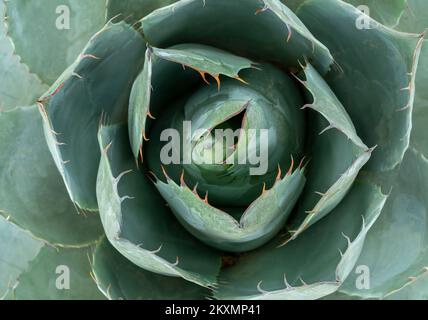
146, 111, 156, 120
142, 131, 149, 141
286, 155, 294, 176
262, 182, 267, 194
139, 145, 143, 163
161, 165, 169, 180
213, 74, 221, 91
180, 170, 186, 187
276, 164, 282, 181
103, 141, 113, 155
146, 171, 158, 183
198, 71, 210, 85
235, 76, 249, 85
204, 192, 209, 204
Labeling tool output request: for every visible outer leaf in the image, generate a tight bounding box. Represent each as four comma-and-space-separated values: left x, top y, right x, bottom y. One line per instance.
6, 0, 107, 84
97, 124, 221, 288
0, 0, 47, 110
140, 0, 334, 74
396, 0, 428, 33
0, 217, 43, 299
344, 0, 407, 27
214, 181, 387, 300
287, 63, 371, 241
106, 0, 179, 23
395, 0, 428, 158
297, 0, 423, 171
92, 237, 210, 300
9, 245, 105, 300
337, 149, 428, 299
0, 106, 103, 246
39, 21, 146, 210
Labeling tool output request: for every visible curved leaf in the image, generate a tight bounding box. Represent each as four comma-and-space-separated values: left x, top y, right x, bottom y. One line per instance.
297, 0, 423, 171
337, 149, 428, 299
0, 106, 103, 246
39, 21, 146, 210
106, 0, 179, 23
140, 0, 334, 74
288, 63, 371, 240
97, 124, 221, 288
395, 0, 428, 158
9, 244, 105, 300
154, 166, 305, 252
129, 44, 254, 160
92, 237, 210, 300
0, 0, 47, 110
344, 0, 407, 27
0, 217, 43, 299
6, 0, 107, 84
214, 180, 387, 300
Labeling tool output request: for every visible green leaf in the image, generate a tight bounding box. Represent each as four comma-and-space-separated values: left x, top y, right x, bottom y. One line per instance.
154, 166, 305, 252
287, 63, 371, 240
0, 216, 43, 299
386, 273, 428, 300
92, 237, 210, 300
0, 106, 103, 246
395, 0, 428, 158
5, 0, 107, 84
140, 0, 334, 74
145, 62, 305, 207
214, 180, 387, 300
128, 44, 254, 160
337, 149, 428, 299
411, 42, 428, 158
10, 244, 105, 300
0, 0, 47, 110
106, 0, 179, 23
97, 124, 221, 288
343, 0, 407, 27
396, 0, 428, 33
40, 21, 146, 210
296, 0, 423, 171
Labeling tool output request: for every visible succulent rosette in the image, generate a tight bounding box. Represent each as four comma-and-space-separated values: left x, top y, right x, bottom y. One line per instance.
0, 0, 427, 300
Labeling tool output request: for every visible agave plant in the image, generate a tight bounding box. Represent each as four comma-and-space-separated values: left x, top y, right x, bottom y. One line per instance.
0, 0, 426, 300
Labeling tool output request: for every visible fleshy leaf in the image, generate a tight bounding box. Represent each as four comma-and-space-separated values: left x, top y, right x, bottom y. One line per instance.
154, 166, 305, 252
39, 21, 146, 210
395, 0, 428, 158
344, 0, 407, 27
0, 106, 103, 246
0, 217, 43, 299
0, 0, 47, 110
214, 181, 387, 300
287, 63, 371, 240
128, 44, 254, 160
92, 237, 210, 300
145, 62, 305, 207
5, 0, 107, 84
9, 244, 105, 300
396, 0, 428, 34
337, 149, 428, 299
296, 0, 424, 171
106, 0, 179, 23
97, 124, 221, 288
140, 0, 334, 73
